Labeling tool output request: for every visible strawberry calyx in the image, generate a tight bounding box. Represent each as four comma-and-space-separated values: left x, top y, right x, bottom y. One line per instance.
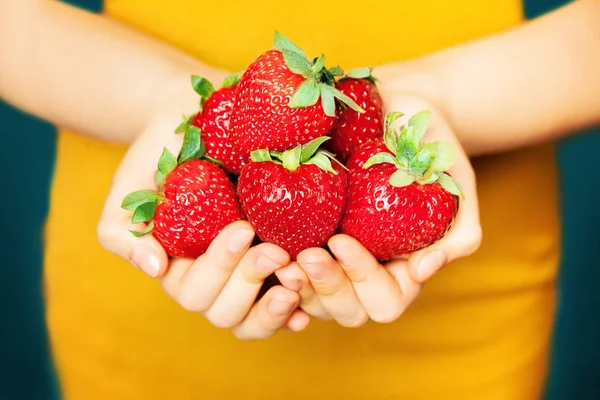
363, 110, 464, 198
273, 31, 365, 117
175, 73, 242, 135
222, 71, 242, 88
343, 66, 378, 84
250, 136, 344, 174
121, 124, 221, 236
191, 75, 215, 108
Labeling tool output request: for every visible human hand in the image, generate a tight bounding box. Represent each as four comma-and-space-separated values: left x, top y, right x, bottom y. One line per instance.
97, 112, 310, 339
276, 93, 481, 327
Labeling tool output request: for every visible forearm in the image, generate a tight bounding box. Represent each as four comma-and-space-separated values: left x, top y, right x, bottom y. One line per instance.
0, 0, 225, 143
379, 0, 600, 156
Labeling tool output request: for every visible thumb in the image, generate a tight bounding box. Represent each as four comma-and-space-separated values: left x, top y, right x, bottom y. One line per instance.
97, 212, 169, 278
97, 114, 184, 278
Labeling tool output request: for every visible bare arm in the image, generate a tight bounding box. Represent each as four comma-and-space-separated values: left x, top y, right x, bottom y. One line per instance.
0, 0, 225, 143
378, 0, 600, 156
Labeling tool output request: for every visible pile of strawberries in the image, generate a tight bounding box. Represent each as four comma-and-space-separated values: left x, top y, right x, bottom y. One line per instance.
122, 32, 462, 262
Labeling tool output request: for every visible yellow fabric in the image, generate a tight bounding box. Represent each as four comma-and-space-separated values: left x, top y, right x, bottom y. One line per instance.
45, 1, 560, 399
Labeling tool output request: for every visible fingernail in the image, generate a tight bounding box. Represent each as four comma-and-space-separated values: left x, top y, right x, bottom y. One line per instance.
417, 250, 446, 281
227, 230, 255, 254
256, 254, 282, 273
301, 262, 326, 280
268, 300, 294, 317
130, 245, 160, 278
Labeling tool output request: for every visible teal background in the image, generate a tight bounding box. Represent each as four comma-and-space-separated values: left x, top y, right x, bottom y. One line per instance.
522, 1, 600, 399
1, 0, 598, 399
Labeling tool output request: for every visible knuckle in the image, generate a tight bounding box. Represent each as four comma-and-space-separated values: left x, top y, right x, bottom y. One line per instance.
313, 279, 343, 297
342, 265, 369, 283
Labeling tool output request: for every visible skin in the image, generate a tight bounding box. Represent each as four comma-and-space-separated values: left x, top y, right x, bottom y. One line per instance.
2, 0, 599, 336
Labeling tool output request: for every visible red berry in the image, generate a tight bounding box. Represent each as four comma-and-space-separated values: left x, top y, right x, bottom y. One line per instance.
229, 50, 334, 155
340, 110, 462, 260
190, 85, 248, 175
341, 142, 458, 260
153, 160, 242, 258
122, 126, 243, 259
237, 140, 347, 259
327, 78, 384, 163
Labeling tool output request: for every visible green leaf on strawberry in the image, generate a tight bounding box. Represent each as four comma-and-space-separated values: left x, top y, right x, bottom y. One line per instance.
129, 221, 155, 237
397, 126, 419, 166
222, 72, 242, 88
121, 190, 163, 212
311, 55, 327, 75
282, 145, 302, 172
362, 110, 464, 199
250, 137, 340, 175
132, 202, 158, 224
191, 75, 215, 107
251, 149, 273, 162
319, 85, 336, 116
383, 112, 404, 154
274, 31, 309, 60
289, 80, 320, 108
408, 110, 430, 141
327, 66, 345, 76
424, 141, 456, 171
389, 169, 415, 187
346, 67, 373, 79
437, 172, 463, 197
271, 32, 365, 117
300, 136, 330, 163
304, 152, 337, 174
408, 148, 435, 176
158, 148, 177, 178
178, 125, 206, 164
363, 152, 400, 169
175, 114, 194, 134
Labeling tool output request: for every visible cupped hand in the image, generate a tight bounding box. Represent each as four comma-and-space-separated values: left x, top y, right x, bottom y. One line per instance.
97, 112, 310, 339
277, 91, 482, 327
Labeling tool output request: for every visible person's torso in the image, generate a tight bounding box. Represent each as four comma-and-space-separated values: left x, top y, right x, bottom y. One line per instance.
45, 1, 559, 398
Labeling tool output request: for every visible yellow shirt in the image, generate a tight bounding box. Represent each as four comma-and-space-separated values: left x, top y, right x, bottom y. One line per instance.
45, 1, 560, 398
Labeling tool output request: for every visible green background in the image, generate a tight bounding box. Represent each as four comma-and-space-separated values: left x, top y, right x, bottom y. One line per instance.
2, 0, 598, 398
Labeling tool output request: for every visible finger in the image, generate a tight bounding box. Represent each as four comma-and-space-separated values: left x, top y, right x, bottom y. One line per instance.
204, 243, 290, 328
285, 309, 311, 332
160, 220, 255, 312
232, 286, 299, 341
97, 115, 185, 278
297, 248, 368, 328
328, 235, 406, 323
276, 262, 331, 320
385, 259, 422, 313
408, 143, 482, 283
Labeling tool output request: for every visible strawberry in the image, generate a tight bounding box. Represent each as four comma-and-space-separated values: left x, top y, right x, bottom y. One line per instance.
121, 125, 243, 258
340, 111, 462, 261
237, 137, 347, 259
327, 69, 384, 163
228, 32, 364, 155
176, 73, 248, 175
